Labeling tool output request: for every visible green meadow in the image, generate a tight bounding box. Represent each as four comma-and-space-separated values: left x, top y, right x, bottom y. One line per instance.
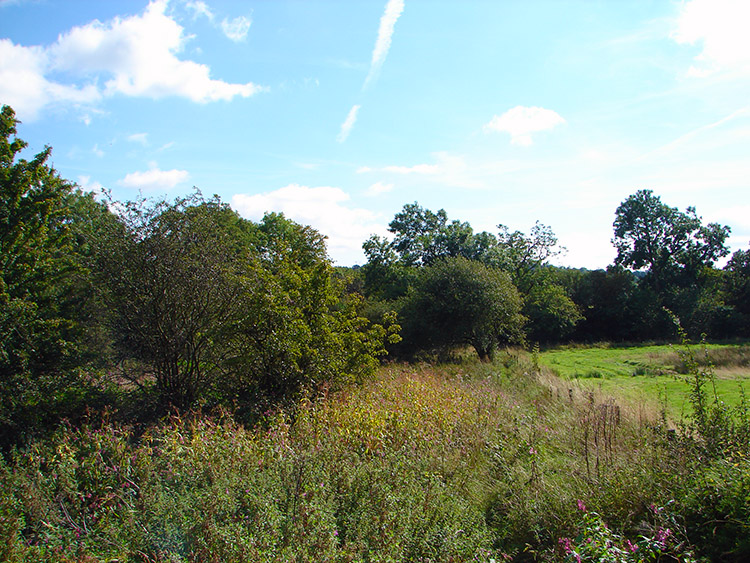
539, 342, 750, 419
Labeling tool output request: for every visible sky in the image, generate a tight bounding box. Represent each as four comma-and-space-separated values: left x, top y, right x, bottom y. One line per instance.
1, 0, 749, 268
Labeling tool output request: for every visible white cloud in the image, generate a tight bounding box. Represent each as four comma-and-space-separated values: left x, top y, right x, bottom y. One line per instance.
231, 184, 388, 265
0, 0, 263, 121
356, 166, 373, 173
0, 39, 101, 120
127, 132, 149, 145
364, 0, 405, 88
379, 152, 480, 186
92, 144, 105, 157
484, 106, 566, 145
337, 104, 361, 143
672, 0, 750, 76
118, 164, 190, 190
185, 0, 214, 20
365, 181, 394, 196
221, 15, 251, 42
77, 175, 104, 193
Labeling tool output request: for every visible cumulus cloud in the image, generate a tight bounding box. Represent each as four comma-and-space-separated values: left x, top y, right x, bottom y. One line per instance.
118, 164, 190, 191
221, 15, 251, 42
364, 0, 405, 88
231, 184, 388, 265
0, 0, 263, 121
484, 106, 566, 146
337, 104, 361, 143
0, 39, 101, 119
672, 0, 750, 76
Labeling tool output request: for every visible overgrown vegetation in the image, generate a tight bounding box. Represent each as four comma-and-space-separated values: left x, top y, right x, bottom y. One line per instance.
2, 346, 748, 561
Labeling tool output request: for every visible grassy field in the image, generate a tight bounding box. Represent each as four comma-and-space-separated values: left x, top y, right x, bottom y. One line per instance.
538, 342, 750, 419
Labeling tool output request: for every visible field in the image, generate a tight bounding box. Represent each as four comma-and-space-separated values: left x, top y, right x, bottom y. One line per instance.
538, 342, 750, 419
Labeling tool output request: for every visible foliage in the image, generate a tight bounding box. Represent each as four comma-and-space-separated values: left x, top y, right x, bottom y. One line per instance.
523, 277, 583, 344
95, 195, 397, 413
400, 256, 525, 360
613, 189, 730, 295
0, 105, 104, 448
559, 502, 697, 562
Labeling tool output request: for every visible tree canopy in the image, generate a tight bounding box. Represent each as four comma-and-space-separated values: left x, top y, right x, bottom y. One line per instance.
613, 189, 730, 293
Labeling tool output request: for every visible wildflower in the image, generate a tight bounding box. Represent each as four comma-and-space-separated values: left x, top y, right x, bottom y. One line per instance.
576, 499, 587, 512
655, 527, 672, 547
624, 539, 639, 553
558, 537, 573, 555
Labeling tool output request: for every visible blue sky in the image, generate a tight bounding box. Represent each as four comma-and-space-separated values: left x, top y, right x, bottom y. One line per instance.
1, 0, 749, 267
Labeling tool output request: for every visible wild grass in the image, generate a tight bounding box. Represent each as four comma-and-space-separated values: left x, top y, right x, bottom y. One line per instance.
1, 348, 747, 561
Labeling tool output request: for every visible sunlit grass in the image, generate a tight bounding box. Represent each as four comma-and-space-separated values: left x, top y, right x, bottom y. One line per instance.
539, 342, 750, 418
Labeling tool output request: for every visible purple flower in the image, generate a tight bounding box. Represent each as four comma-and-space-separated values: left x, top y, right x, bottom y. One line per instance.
576, 499, 587, 512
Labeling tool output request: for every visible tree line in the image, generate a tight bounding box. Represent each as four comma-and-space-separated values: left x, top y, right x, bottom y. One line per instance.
356, 191, 747, 360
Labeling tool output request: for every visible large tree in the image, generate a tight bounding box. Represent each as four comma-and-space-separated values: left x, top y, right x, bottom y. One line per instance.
94, 194, 253, 408
613, 190, 730, 294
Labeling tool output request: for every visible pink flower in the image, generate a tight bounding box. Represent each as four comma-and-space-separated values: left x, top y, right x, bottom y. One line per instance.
576, 499, 587, 512
558, 537, 573, 554
655, 527, 672, 547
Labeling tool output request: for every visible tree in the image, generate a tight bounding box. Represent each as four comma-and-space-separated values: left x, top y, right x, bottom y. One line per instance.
0, 105, 98, 446
613, 190, 730, 294
724, 249, 750, 317
495, 221, 564, 292
400, 257, 524, 360
524, 281, 583, 344
388, 202, 450, 267
374, 202, 500, 269
94, 194, 253, 408
722, 248, 750, 336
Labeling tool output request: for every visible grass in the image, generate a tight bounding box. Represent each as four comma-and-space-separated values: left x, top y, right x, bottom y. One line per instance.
1, 347, 748, 561
538, 342, 750, 419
